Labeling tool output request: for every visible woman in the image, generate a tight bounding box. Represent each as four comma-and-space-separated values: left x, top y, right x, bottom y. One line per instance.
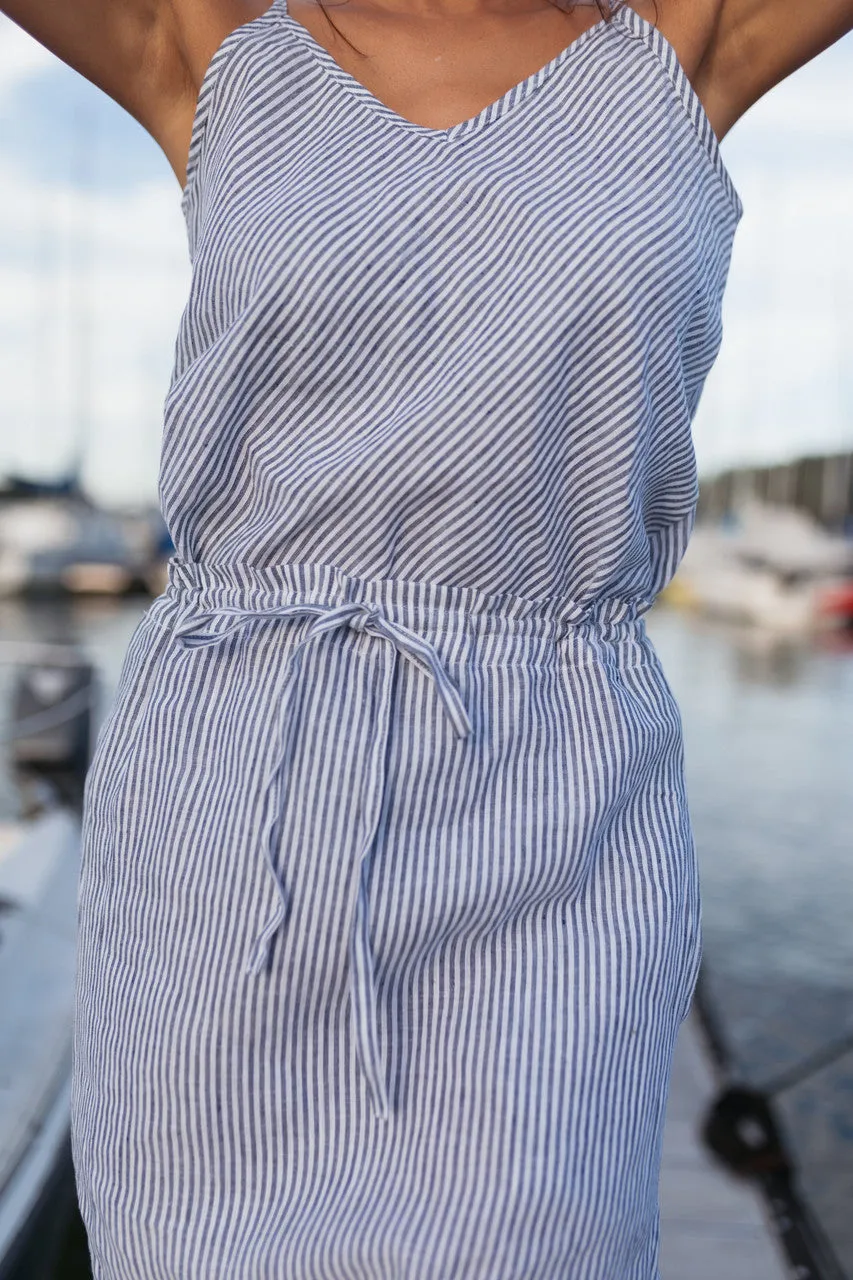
4, 0, 851, 1274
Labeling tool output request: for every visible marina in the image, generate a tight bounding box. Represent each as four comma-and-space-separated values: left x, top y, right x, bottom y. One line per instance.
1, 0, 852, 1269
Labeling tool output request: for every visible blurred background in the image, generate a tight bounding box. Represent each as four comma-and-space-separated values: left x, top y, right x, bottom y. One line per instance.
0, 9, 852, 1278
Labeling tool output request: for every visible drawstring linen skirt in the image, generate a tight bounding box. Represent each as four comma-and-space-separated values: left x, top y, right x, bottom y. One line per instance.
71, 555, 701, 1279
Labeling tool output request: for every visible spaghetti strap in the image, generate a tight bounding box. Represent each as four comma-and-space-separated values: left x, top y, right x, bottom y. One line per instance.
611, 0, 742, 212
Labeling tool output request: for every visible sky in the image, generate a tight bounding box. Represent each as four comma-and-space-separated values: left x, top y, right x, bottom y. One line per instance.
1, 12, 852, 507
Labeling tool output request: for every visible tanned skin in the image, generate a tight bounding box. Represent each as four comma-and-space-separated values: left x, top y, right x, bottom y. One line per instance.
1, 0, 853, 193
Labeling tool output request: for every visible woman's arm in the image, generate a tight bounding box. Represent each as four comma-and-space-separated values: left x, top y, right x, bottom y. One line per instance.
0, 0, 191, 141
690, 0, 853, 140
0, 0, 270, 190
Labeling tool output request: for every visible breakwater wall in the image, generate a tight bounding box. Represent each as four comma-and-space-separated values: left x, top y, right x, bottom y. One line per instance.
698, 451, 853, 532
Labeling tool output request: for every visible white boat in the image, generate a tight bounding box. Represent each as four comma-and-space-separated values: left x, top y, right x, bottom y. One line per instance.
666, 499, 853, 634
0, 492, 168, 598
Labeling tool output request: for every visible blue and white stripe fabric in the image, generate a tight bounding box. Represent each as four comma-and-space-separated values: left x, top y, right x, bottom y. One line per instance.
71, 0, 742, 1275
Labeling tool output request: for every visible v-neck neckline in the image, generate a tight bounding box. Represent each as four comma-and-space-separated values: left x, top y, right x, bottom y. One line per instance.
278, 0, 624, 142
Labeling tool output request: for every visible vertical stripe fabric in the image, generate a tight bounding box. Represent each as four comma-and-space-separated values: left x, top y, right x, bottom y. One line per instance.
71, 1, 742, 1276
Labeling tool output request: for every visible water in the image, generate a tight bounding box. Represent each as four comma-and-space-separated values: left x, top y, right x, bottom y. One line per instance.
646, 606, 853, 1272
2, 596, 851, 1276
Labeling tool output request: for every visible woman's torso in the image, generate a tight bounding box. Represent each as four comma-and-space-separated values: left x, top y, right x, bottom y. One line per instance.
159, 0, 742, 613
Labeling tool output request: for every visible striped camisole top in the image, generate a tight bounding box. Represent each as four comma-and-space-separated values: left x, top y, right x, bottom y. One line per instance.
160, 0, 742, 610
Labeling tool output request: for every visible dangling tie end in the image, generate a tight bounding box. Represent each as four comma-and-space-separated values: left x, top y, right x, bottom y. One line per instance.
245, 900, 289, 977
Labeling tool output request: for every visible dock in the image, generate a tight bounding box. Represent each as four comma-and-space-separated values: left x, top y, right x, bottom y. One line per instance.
661, 1012, 788, 1278
0, 809, 797, 1280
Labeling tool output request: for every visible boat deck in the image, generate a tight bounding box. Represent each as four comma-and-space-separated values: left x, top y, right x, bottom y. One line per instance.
660, 1012, 788, 1279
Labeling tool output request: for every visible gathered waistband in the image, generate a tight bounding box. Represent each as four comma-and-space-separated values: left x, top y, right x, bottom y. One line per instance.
148, 555, 653, 649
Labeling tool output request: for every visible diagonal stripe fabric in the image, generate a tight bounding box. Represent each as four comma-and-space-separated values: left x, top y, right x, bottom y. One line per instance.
70, 0, 743, 1275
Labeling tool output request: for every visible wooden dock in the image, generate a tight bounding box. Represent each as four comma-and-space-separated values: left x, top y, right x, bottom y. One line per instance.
660, 1012, 789, 1279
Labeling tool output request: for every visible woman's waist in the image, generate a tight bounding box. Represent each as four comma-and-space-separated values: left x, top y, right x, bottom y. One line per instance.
146, 552, 655, 648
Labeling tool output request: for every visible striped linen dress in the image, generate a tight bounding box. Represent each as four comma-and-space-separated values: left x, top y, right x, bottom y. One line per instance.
71, 0, 743, 1274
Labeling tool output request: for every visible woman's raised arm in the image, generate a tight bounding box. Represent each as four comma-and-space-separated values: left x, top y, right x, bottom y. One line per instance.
0, 0, 269, 189
691, 0, 853, 141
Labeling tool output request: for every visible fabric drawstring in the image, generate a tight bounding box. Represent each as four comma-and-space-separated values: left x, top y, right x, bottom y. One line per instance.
171, 599, 473, 1120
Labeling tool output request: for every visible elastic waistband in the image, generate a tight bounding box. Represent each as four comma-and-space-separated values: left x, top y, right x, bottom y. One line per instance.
147, 556, 653, 652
